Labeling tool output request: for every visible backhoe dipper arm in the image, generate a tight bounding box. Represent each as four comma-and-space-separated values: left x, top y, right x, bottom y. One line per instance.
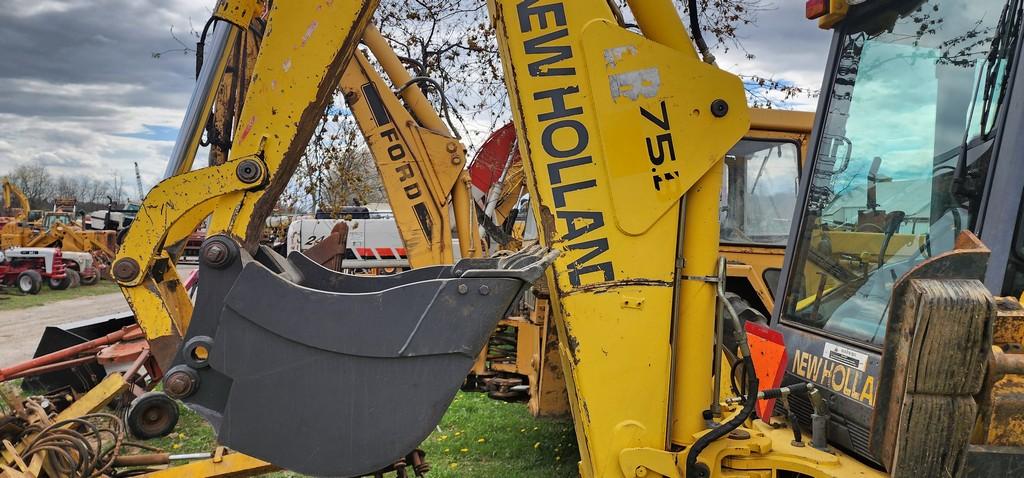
114, 0, 379, 366
114, 2, 557, 476
340, 31, 481, 267
2, 179, 30, 222
362, 26, 481, 261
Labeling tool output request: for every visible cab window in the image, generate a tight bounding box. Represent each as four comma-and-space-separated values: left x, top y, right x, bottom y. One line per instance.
721, 140, 800, 246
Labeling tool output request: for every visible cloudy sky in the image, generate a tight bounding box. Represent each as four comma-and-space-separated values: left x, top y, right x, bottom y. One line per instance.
0, 1, 831, 190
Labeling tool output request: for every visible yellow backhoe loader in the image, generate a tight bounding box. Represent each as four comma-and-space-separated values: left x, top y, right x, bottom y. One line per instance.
204, 7, 813, 419
0, 180, 112, 283
4, 0, 1024, 477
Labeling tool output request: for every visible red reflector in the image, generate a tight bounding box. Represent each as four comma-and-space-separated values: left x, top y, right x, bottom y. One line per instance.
745, 321, 788, 424
806, 0, 828, 19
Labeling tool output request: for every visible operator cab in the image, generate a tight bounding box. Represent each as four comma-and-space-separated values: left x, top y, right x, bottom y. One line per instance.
41, 212, 74, 230
774, 0, 1023, 465
721, 140, 801, 247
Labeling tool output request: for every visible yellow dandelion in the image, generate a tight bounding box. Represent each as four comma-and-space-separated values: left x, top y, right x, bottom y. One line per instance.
520, 428, 526, 433
172, 444, 181, 449
477, 438, 486, 443
556, 456, 561, 461
449, 463, 459, 469
444, 448, 450, 453
533, 442, 541, 449
454, 431, 462, 436
460, 448, 469, 453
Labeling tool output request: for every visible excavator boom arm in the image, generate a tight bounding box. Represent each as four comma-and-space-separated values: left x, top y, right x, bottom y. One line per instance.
114, 0, 379, 365
1, 179, 30, 222
114, 3, 553, 477
340, 46, 467, 267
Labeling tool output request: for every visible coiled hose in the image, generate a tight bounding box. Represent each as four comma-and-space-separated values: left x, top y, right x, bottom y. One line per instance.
19, 413, 126, 478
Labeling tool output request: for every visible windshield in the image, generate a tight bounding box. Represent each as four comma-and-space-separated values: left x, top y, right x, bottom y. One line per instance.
43, 214, 72, 229
781, 0, 1014, 346
721, 140, 801, 246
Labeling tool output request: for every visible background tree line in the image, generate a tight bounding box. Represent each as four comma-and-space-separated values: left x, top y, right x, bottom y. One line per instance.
3, 164, 132, 213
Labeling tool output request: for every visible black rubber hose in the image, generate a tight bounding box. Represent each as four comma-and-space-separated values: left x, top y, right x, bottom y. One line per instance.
687, 0, 714, 63
685, 357, 759, 478
196, 16, 217, 79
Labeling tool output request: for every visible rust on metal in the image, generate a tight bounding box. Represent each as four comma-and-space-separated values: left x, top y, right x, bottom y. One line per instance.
0, 326, 139, 382
302, 221, 350, 271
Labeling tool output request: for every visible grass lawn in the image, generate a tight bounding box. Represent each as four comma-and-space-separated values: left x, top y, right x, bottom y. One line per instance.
148, 391, 579, 477
0, 280, 120, 311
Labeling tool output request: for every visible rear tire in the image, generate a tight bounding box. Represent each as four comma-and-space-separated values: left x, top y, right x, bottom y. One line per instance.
48, 273, 71, 290
126, 392, 179, 440
67, 269, 81, 288
80, 271, 99, 286
17, 270, 42, 295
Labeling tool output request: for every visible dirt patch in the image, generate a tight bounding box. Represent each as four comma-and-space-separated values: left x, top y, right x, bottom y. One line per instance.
0, 292, 129, 365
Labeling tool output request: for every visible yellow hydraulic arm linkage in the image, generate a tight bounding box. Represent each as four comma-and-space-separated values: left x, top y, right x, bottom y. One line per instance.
340, 26, 482, 267
114, 0, 378, 365
114, 1, 555, 476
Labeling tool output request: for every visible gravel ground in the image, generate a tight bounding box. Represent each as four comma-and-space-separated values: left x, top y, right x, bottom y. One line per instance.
0, 292, 130, 365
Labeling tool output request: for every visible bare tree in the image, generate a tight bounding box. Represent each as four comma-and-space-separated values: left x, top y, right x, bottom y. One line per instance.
7, 165, 53, 209
291, 108, 385, 214
373, 0, 812, 128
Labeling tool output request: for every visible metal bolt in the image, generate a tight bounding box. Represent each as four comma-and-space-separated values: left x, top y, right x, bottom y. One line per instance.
457, 284, 468, 295
164, 369, 198, 399
727, 429, 751, 440
112, 258, 141, 282
204, 243, 228, 265
201, 238, 235, 269
446, 142, 458, 153
235, 159, 262, 184
710, 99, 730, 118
478, 285, 490, 296
634, 466, 648, 477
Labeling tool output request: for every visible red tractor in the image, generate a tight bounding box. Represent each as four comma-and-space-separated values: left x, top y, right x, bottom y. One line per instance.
0, 247, 68, 294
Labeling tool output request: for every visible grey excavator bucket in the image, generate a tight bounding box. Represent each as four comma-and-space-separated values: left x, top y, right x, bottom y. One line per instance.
164, 236, 557, 477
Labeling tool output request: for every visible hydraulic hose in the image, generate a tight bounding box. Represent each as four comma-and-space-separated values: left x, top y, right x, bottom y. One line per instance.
687, 258, 760, 478
685, 357, 759, 478
687, 0, 716, 64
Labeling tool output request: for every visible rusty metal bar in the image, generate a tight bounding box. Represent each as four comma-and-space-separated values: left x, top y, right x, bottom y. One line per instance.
123, 348, 152, 382
0, 326, 138, 381
2, 356, 97, 382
